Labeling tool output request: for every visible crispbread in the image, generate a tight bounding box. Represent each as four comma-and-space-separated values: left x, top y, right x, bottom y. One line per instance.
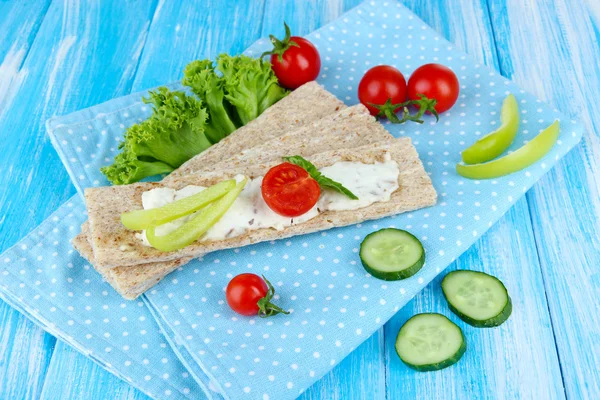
78, 102, 391, 268
86, 139, 437, 268
172, 104, 391, 174
74, 101, 396, 298
165, 81, 345, 181
74, 104, 396, 298
72, 81, 344, 256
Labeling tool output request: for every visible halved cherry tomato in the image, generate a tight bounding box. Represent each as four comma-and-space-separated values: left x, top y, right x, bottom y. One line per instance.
261, 162, 320, 217
226, 273, 289, 317
407, 63, 459, 113
358, 65, 407, 116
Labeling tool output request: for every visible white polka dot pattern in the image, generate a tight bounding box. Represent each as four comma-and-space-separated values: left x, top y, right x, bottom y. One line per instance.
36, 1, 586, 400
0, 198, 201, 399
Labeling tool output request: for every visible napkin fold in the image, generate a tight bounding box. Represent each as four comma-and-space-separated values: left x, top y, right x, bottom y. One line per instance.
0, 1, 584, 399
0, 196, 204, 399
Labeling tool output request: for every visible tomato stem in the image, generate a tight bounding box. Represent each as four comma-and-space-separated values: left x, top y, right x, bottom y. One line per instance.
370, 94, 440, 124
256, 276, 290, 318
260, 22, 300, 63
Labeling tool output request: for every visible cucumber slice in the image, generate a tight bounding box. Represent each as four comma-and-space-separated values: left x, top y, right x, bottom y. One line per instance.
396, 313, 466, 371
359, 228, 424, 280
442, 270, 512, 328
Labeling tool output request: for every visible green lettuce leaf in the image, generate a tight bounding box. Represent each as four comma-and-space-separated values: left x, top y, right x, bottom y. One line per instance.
217, 54, 288, 125
101, 87, 212, 185
102, 54, 289, 185
182, 60, 239, 143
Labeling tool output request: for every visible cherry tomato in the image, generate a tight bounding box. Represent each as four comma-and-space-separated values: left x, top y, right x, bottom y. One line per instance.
261, 162, 320, 217
407, 63, 460, 113
358, 65, 407, 116
271, 37, 321, 89
226, 274, 288, 317
266, 24, 321, 89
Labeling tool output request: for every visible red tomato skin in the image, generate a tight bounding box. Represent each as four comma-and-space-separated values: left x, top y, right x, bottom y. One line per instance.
271, 37, 321, 89
226, 274, 268, 316
261, 163, 321, 218
407, 64, 460, 113
358, 65, 407, 116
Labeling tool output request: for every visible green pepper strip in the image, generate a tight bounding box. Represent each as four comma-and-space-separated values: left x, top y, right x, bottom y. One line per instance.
456, 120, 559, 180
461, 94, 520, 164
121, 179, 236, 231
146, 178, 247, 252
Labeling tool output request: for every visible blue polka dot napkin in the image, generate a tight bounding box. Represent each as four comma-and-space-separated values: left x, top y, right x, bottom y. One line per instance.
3, 0, 584, 399
0, 198, 204, 400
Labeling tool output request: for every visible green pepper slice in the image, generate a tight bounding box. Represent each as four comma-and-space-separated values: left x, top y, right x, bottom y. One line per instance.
456, 120, 559, 179
461, 94, 519, 164
146, 178, 247, 252
121, 179, 236, 230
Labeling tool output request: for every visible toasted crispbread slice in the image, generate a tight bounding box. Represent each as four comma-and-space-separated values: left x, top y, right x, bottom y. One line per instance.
74, 103, 397, 298
86, 139, 436, 268
72, 81, 345, 257
77, 102, 390, 268
165, 81, 345, 181
167, 104, 391, 175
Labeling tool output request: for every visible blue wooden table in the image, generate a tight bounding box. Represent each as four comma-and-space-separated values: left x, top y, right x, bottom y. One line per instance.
1, 0, 599, 398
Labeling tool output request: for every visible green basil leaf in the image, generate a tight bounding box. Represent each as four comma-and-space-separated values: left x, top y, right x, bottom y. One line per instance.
317, 176, 359, 200
282, 155, 321, 179
282, 155, 358, 200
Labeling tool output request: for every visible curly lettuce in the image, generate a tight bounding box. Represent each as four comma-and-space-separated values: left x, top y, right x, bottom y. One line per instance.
217, 54, 288, 125
101, 146, 174, 186
101, 54, 288, 185
101, 88, 211, 185
182, 60, 239, 143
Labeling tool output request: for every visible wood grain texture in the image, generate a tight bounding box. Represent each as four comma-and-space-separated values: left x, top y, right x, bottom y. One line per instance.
0, 0, 51, 115
0, 299, 56, 399
488, 0, 600, 398
0, 0, 158, 398
1, 0, 599, 398
0, 2, 57, 397
382, 0, 565, 398
131, 0, 268, 91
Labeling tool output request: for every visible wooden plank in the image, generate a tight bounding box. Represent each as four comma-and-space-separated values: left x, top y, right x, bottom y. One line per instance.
131, 0, 268, 91
0, 1, 56, 397
0, 0, 52, 114
39, 342, 150, 400
0, 0, 157, 251
0, 0, 158, 398
488, 0, 600, 397
40, 1, 271, 398
261, 0, 362, 37
383, 0, 565, 398
0, 299, 55, 399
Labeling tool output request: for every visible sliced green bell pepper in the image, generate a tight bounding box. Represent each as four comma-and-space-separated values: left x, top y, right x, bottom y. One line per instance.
456, 120, 560, 179
146, 178, 247, 252
121, 179, 236, 230
461, 94, 519, 164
